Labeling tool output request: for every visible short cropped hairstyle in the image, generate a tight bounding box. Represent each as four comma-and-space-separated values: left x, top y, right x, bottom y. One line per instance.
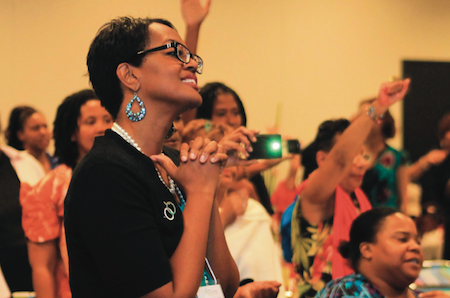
87, 17, 175, 119
53, 89, 98, 169
5, 106, 38, 150
338, 207, 398, 271
197, 82, 247, 127
314, 119, 350, 152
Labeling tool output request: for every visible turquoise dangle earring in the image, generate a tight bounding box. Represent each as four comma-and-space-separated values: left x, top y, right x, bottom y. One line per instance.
126, 93, 146, 122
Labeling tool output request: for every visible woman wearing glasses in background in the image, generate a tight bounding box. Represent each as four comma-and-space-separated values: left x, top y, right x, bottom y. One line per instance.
64, 17, 240, 298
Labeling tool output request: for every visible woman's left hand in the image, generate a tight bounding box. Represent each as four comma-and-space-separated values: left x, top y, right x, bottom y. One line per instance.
181, 0, 211, 27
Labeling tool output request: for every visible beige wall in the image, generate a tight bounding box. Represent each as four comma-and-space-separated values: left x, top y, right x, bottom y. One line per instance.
2, 0, 450, 155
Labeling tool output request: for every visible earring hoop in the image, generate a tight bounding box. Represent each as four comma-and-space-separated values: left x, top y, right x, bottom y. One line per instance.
126, 93, 146, 122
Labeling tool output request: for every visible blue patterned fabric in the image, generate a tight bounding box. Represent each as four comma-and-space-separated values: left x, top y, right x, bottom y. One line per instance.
315, 274, 385, 298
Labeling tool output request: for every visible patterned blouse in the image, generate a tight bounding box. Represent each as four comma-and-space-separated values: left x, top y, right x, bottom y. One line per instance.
361, 145, 407, 209
293, 211, 334, 298
315, 273, 419, 298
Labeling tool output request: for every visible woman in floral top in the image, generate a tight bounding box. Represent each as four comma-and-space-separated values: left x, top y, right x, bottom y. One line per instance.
20, 89, 112, 298
316, 207, 434, 298
282, 79, 411, 298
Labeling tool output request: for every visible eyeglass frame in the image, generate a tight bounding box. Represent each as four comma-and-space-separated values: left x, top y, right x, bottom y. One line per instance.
135, 41, 203, 74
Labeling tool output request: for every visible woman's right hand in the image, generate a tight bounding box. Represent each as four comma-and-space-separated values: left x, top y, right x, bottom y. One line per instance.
423, 149, 448, 166
151, 136, 227, 198
374, 78, 410, 113
218, 126, 259, 167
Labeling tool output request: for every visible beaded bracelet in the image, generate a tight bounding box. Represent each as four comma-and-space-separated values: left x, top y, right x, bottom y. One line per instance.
366, 105, 385, 124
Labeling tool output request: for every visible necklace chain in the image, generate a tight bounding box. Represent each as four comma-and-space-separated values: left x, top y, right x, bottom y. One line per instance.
111, 122, 185, 204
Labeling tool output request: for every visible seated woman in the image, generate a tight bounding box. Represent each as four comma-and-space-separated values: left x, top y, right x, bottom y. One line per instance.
64, 16, 239, 298
316, 207, 429, 298
281, 79, 410, 298
21, 89, 112, 298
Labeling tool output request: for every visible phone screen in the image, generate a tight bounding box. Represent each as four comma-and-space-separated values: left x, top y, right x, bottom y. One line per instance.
286, 139, 301, 154
248, 134, 282, 160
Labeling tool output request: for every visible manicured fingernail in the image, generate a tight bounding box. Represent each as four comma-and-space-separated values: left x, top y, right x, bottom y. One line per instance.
190, 152, 196, 159
181, 155, 187, 162
211, 157, 218, 163
200, 154, 206, 162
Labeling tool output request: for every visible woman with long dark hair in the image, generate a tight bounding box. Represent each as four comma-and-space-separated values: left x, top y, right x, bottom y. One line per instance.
21, 89, 112, 298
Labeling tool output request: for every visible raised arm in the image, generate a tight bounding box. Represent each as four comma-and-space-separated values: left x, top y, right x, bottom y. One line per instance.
408, 149, 448, 181
181, 0, 211, 55
301, 79, 410, 225
180, 0, 211, 125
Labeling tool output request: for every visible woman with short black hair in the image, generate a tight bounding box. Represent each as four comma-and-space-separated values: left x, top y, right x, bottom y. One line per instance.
316, 207, 430, 298
64, 16, 239, 298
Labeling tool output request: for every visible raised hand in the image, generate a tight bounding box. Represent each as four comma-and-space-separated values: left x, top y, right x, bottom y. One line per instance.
377, 78, 410, 109
181, 0, 211, 27
424, 149, 448, 166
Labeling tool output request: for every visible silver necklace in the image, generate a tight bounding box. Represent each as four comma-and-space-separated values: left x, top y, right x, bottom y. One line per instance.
111, 122, 185, 204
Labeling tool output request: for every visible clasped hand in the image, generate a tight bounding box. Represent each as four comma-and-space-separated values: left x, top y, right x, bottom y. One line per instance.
151, 136, 227, 196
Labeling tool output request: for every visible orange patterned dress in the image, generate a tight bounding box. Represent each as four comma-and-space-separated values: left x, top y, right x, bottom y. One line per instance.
21, 164, 72, 298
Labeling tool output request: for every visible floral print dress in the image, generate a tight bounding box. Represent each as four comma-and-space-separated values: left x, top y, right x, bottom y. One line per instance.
291, 198, 334, 298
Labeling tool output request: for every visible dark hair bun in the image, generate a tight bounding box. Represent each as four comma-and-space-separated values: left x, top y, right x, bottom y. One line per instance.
338, 240, 352, 259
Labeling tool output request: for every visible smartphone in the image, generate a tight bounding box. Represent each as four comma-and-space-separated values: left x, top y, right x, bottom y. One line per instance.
286, 139, 301, 154
248, 134, 282, 160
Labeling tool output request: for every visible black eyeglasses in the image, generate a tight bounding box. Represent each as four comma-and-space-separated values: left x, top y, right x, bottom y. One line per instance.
136, 41, 203, 74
